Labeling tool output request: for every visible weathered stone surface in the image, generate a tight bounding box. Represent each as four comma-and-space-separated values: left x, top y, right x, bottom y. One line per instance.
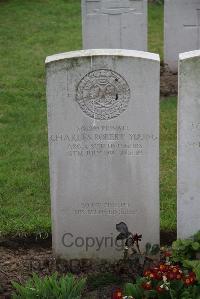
178, 50, 200, 238
82, 0, 147, 51
165, 0, 200, 72
46, 49, 160, 259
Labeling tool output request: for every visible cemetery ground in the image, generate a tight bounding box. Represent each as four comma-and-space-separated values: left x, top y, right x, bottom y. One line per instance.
0, 0, 179, 297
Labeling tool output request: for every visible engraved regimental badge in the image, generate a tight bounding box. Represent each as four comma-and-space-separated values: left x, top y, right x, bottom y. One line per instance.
76, 69, 130, 120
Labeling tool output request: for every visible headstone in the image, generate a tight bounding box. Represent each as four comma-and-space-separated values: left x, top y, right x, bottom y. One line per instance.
82, 0, 147, 51
165, 0, 200, 72
46, 49, 160, 260
178, 50, 200, 239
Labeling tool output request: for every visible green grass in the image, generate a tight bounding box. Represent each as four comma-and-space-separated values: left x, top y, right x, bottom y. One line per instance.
0, 0, 82, 237
0, 0, 175, 237
148, 2, 164, 60
160, 97, 177, 231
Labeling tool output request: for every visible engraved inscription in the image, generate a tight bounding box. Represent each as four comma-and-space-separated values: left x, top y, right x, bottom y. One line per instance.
76, 69, 130, 120
86, 0, 143, 16
102, 0, 134, 14
102, 0, 142, 14
49, 125, 158, 158
73, 202, 137, 216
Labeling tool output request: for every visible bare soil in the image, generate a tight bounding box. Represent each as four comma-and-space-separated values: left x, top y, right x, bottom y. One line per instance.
0, 231, 176, 298
160, 65, 178, 97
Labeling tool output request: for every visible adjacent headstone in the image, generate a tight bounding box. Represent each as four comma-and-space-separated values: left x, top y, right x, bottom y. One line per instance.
82, 0, 147, 51
165, 0, 200, 72
46, 49, 160, 260
178, 50, 200, 239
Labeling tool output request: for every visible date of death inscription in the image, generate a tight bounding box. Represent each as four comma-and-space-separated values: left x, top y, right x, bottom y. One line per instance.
49, 125, 158, 158
73, 202, 137, 216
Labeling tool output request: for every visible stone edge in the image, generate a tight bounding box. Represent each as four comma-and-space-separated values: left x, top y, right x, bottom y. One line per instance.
45, 49, 160, 65
179, 50, 200, 61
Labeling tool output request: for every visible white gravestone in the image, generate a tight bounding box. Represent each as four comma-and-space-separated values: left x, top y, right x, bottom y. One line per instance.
178, 50, 200, 239
82, 0, 147, 51
46, 49, 160, 260
165, 0, 200, 72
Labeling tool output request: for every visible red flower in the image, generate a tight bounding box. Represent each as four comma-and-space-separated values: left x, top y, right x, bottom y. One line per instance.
172, 267, 179, 273
144, 270, 151, 277
167, 272, 175, 280
176, 273, 182, 280
142, 282, 152, 290
155, 271, 163, 280
190, 277, 195, 284
188, 272, 196, 284
159, 264, 166, 271
149, 272, 156, 279
164, 251, 172, 257
184, 277, 192, 286
112, 288, 123, 299
189, 272, 196, 279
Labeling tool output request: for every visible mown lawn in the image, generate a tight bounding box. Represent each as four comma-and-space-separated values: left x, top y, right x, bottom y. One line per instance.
149, 2, 164, 60
160, 98, 177, 231
0, 0, 175, 237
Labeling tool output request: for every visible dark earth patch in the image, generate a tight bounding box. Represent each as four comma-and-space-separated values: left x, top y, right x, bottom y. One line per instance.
0, 230, 176, 298
160, 65, 178, 97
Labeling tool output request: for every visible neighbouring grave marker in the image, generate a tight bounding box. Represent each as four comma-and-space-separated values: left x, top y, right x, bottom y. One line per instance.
82, 0, 147, 51
46, 49, 160, 259
165, 0, 200, 72
178, 50, 200, 238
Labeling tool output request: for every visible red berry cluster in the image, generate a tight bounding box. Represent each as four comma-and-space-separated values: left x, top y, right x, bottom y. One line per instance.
142, 262, 196, 292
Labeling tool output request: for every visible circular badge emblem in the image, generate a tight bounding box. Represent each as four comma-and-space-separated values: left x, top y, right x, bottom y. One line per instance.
76, 69, 130, 120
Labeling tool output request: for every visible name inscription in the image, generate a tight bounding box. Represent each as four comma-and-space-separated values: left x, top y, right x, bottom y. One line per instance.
50, 125, 158, 158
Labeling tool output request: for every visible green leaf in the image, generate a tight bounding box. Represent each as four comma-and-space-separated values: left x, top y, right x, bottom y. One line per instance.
170, 279, 184, 291
144, 289, 158, 298
183, 260, 200, 282
172, 239, 183, 250
192, 242, 200, 251
145, 243, 152, 254
193, 231, 200, 242
124, 282, 143, 299
150, 244, 160, 255
11, 273, 86, 299
170, 289, 179, 299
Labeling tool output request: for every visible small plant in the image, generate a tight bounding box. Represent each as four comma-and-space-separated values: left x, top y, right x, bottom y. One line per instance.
120, 232, 200, 299
116, 222, 159, 276
167, 231, 200, 295
172, 231, 200, 264
123, 260, 200, 299
12, 272, 86, 299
